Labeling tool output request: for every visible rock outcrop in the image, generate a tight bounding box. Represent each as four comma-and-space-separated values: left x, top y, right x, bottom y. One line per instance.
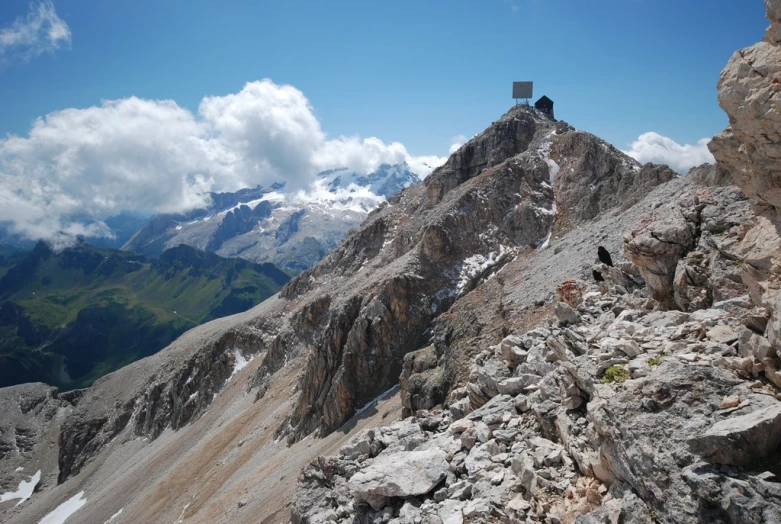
0, 384, 71, 508
709, 0, 781, 221
550, 133, 675, 226
688, 403, 781, 465
710, 0, 781, 359
348, 449, 449, 510
624, 186, 752, 310
292, 202, 781, 523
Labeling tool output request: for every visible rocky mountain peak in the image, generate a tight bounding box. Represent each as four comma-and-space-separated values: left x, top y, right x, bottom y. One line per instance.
271, 105, 675, 445
4, 60, 776, 523
122, 163, 421, 274
317, 162, 421, 198
424, 105, 559, 207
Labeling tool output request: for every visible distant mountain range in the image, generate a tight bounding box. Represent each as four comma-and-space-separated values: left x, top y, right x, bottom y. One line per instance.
0, 163, 419, 390
318, 162, 422, 197
122, 163, 421, 273
0, 241, 290, 390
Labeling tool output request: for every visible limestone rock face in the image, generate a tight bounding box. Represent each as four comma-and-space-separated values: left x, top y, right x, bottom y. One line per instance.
291, 220, 781, 524
550, 132, 675, 226
347, 449, 449, 510
400, 346, 444, 417
624, 186, 752, 310
709, 3, 781, 218
423, 109, 561, 207
768, 0, 781, 43
623, 195, 698, 308
272, 104, 675, 443
686, 163, 734, 187
0, 384, 66, 499
710, 1, 781, 356
737, 216, 781, 305
57, 326, 245, 482
688, 404, 781, 465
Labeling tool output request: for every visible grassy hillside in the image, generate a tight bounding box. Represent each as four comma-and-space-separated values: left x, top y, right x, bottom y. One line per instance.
0, 245, 27, 279
0, 241, 290, 390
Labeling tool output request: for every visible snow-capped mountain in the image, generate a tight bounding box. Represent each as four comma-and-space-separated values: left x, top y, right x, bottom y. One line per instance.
121, 163, 422, 273
318, 162, 421, 197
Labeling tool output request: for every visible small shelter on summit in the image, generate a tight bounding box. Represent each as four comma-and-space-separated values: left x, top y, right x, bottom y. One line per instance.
534, 96, 554, 119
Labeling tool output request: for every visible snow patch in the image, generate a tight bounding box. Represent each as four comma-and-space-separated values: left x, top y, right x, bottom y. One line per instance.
456, 245, 512, 293
354, 385, 399, 417
532, 133, 559, 250
38, 491, 87, 524
535, 134, 559, 233
14, 467, 23, 472
537, 140, 559, 212
260, 190, 286, 203
0, 470, 40, 507
104, 508, 123, 524
174, 502, 191, 524
292, 180, 386, 214
229, 348, 252, 379
212, 196, 275, 220
536, 230, 552, 251
544, 157, 560, 188
533, 205, 556, 217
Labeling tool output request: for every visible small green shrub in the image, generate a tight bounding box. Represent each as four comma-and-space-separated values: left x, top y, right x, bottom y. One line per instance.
601, 364, 630, 384
648, 355, 663, 366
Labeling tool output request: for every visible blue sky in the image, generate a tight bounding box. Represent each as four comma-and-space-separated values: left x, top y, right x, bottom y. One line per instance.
0, 0, 769, 242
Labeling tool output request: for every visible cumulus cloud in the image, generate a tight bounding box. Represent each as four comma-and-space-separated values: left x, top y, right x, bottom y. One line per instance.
449, 135, 468, 154
315, 136, 445, 180
199, 81, 324, 187
622, 132, 715, 174
0, 1, 71, 62
0, 80, 447, 244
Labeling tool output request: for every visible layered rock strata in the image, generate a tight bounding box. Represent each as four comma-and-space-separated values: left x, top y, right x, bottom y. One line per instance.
710, 0, 781, 355
293, 197, 781, 523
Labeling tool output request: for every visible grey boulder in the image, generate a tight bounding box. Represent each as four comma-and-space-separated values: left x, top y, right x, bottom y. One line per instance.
348, 449, 449, 509
688, 404, 781, 465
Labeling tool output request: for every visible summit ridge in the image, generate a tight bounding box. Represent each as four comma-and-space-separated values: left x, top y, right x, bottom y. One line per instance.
3, 5, 781, 520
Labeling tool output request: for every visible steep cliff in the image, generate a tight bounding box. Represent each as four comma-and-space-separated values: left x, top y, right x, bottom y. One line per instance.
710, 0, 781, 354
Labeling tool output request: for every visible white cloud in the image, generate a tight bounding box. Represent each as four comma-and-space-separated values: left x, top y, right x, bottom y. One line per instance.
622, 132, 715, 174
0, 80, 447, 245
0, 1, 71, 62
449, 135, 468, 154
199, 81, 324, 187
314, 136, 445, 180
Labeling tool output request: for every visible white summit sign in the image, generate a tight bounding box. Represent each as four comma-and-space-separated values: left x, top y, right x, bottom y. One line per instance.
512, 81, 533, 100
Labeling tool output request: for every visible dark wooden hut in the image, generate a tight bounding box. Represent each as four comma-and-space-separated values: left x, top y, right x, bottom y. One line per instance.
534, 95, 554, 119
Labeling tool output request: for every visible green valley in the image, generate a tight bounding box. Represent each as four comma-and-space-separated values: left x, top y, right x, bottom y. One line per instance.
0, 241, 290, 390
